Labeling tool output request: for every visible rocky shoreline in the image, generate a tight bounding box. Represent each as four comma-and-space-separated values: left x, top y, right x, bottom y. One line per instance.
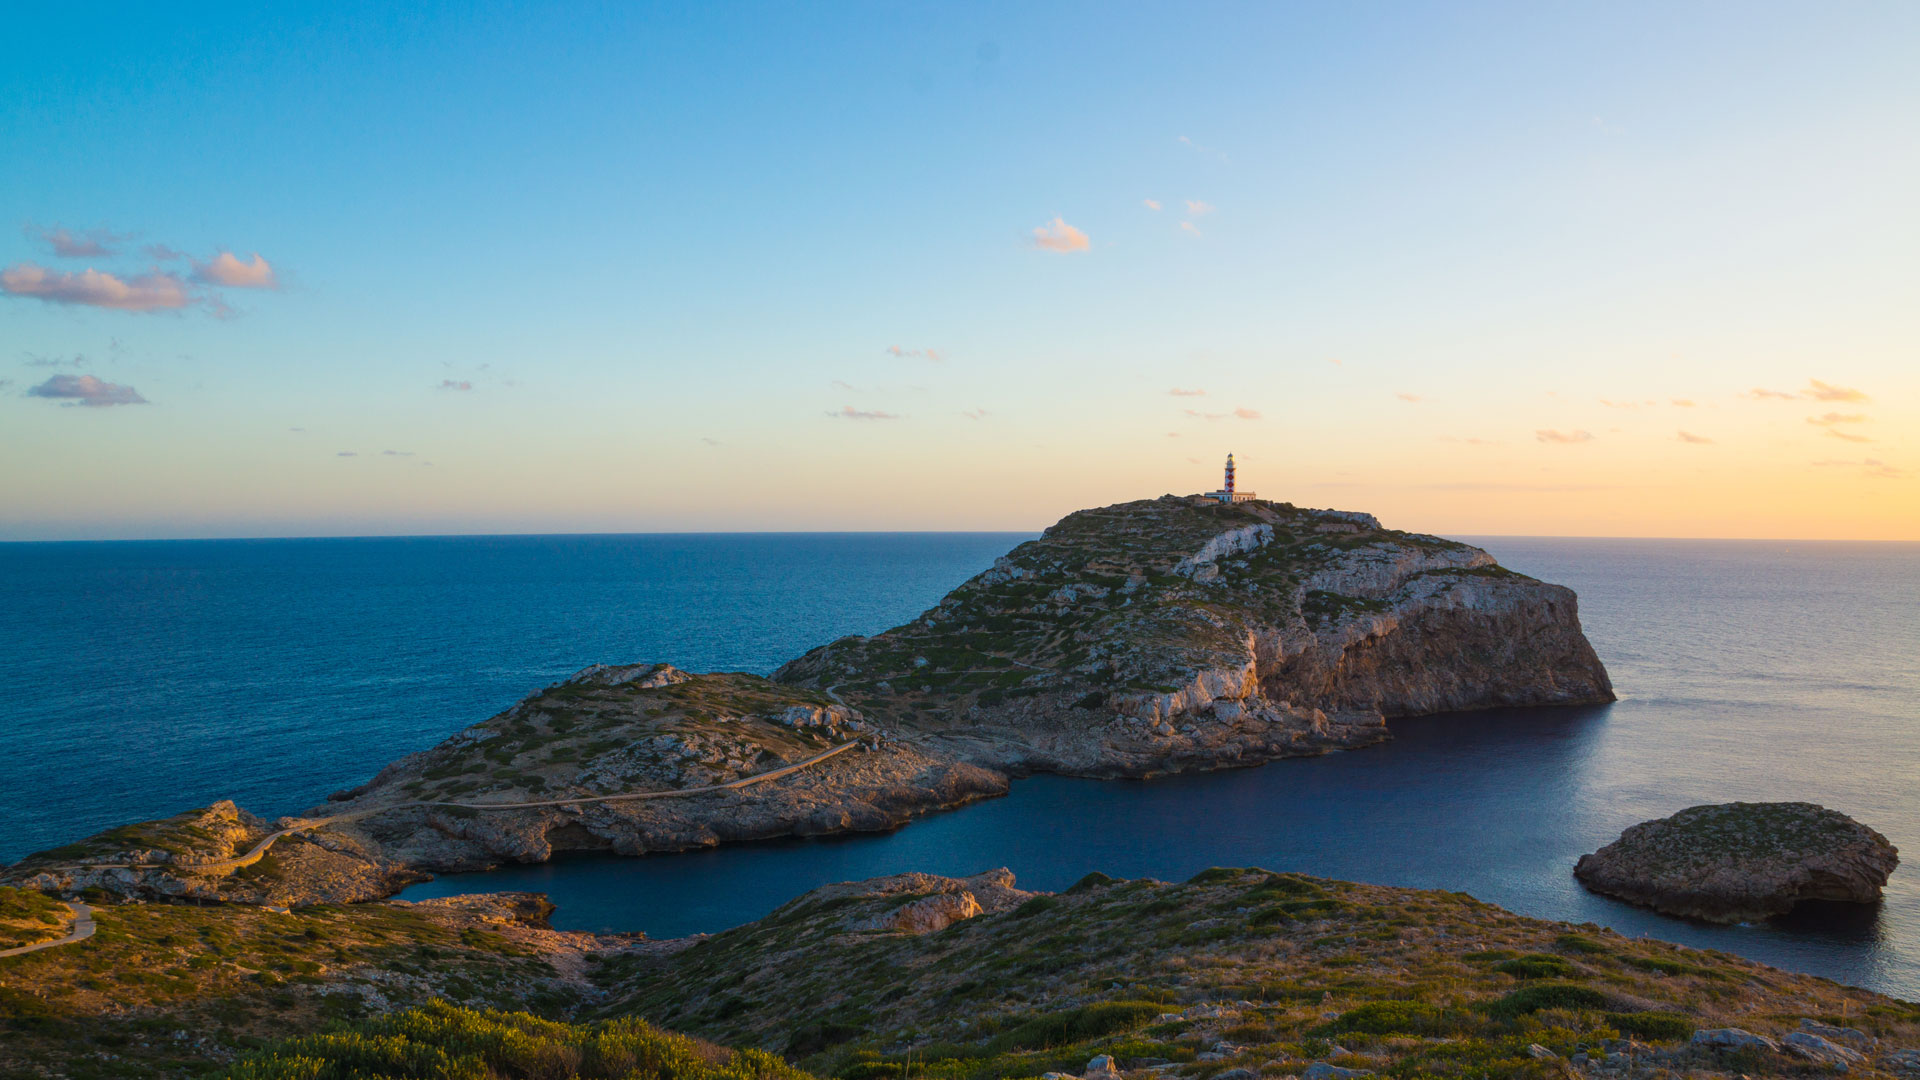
3, 496, 1614, 906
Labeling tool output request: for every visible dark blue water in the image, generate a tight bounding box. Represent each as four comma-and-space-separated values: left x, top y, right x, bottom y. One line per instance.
3, 535, 1916, 999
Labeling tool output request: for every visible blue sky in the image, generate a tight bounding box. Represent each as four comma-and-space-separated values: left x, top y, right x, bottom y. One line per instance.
3, 2, 1916, 539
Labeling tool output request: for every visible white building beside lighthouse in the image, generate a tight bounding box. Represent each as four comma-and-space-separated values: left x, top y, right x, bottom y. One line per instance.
1206, 453, 1257, 503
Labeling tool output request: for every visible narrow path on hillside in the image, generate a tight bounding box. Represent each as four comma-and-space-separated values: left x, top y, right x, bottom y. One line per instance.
0, 902, 94, 959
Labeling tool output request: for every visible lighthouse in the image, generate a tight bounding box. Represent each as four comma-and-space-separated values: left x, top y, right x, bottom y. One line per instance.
1206, 454, 1256, 504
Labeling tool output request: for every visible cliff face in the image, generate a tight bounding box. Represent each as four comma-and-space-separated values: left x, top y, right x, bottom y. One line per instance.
776, 496, 1612, 775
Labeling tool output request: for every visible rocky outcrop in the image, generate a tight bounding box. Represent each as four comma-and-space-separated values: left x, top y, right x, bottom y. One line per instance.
1575, 802, 1899, 923
778, 496, 1612, 778
5, 497, 1613, 906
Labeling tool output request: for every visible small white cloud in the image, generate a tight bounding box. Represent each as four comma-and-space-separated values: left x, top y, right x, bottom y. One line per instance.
828, 405, 900, 420
25, 373, 147, 406
1804, 379, 1868, 403
1142, 198, 1162, 211
1233, 407, 1260, 420
1671, 398, 1696, 407
438, 379, 472, 391
885, 346, 945, 363
1031, 217, 1090, 253
1395, 392, 1423, 403
1179, 221, 1202, 236
1, 263, 193, 311
194, 252, 277, 289
336, 451, 358, 457
1168, 387, 1205, 397
1676, 430, 1713, 444
962, 408, 989, 421
1184, 200, 1215, 216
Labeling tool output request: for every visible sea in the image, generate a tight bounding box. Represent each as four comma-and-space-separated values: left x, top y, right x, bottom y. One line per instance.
1, 533, 1915, 999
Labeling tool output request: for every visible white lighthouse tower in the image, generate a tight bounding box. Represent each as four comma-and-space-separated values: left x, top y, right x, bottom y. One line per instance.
1207, 454, 1256, 503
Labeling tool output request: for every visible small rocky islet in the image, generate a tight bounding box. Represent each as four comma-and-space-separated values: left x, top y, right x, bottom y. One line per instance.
1575, 802, 1901, 923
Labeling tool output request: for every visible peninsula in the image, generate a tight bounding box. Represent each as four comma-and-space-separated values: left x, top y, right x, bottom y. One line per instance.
6, 491, 1612, 904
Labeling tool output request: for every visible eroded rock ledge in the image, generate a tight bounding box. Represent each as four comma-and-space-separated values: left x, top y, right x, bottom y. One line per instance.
1574, 801, 1900, 923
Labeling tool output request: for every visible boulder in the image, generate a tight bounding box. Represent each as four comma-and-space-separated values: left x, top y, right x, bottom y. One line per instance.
1085, 1054, 1121, 1079
856, 891, 982, 935
1782, 1030, 1865, 1069
1690, 1028, 1780, 1053
1575, 803, 1899, 923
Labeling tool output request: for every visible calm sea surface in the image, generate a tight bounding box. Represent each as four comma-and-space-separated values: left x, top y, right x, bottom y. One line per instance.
1, 534, 1916, 999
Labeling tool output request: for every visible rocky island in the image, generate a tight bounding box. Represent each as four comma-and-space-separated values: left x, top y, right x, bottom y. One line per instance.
1575, 802, 1901, 923
4, 496, 1612, 905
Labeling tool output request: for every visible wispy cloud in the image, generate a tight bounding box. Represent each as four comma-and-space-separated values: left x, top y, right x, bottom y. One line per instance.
1437, 436, 1498, 446
1184, 407, 1260, 421
193, 252, 277, 289
1168, 387, 1205, 397
143, 243, 188, 262
885, 345, 945, 362
1748, 379, 1870, 403
1535, 429, 1595, 444
828, 405, 900, 420
1599, 398, 1654, 409
1031, 217, 1090, 253
26, 373, 147, 407
1184, 200, 1215, 216
1676, 430, 1713, 444
1, 263, 193, 311
831, 379, 858, 391
1234, 407, 1260, 420
1805, 379, 1868, 402
1176, 135, 1229, 162
701, 437, 721, 446
1142, 198, 1162, 211
337, 451, 357, 457
1179, 221, 1202, 236
381, 450, 414, 457
1808, 412, 1871, 441
27, 224, 128, 258
438, 379, 473, 391
1814, 458, 1905, 479
1395, 392, 1423, 403
23, 352, 84, 368
1671, 398, 1696, 407
961, 408, 989, 421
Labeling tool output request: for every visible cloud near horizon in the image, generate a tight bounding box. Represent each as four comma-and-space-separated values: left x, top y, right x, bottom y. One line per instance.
1536, 429, 1595, 444
1, 263, 194, 311
1395, 392, 1423, 402
26, 373, 148, 406
1814, 458, 1905, 479
885, 345, 944, 362
193, 252, 277, 289
829, 405, 899, 420
1168, 387, 1205, 397
1748, 379, 1870, 403
438, 379, 472, 391
1676, 430, 1713, 444
1031, 217, 1090, 253
27, 224, 129, 258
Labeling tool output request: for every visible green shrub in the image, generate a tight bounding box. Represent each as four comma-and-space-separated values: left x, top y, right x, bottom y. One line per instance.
984, 1001, 1165, 1053
1622, 955, 1721, 979
223, 1000, 815, 1080
1067, 873, 1118, 894
1606, 1012, 1694, 1042
1010, 896, 1060, 919
1555, 933, 1609, 955
1321, 1001, 1443, 1035
1486, 983, 1609, 1019
1494, 954, 1576, 979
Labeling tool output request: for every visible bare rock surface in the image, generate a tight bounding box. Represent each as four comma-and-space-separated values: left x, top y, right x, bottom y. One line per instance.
1575, 802, 1899, 923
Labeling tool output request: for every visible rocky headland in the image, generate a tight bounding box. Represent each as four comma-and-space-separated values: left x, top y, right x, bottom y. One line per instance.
1575, 802, 1901, 923
3, 496, 1612, 905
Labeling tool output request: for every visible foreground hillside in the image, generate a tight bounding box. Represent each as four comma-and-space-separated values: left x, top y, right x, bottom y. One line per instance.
3, 871, 1917, 1080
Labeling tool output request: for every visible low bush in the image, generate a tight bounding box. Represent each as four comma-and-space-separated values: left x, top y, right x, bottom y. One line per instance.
1605, 1012, 1694, 1042
984, 1001, 1165, 1053
1486, 983, 1609, 1019
1494, 954, 1576, 979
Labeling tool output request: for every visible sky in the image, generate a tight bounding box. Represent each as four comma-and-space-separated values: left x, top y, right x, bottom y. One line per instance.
2, 2, 1916, 541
